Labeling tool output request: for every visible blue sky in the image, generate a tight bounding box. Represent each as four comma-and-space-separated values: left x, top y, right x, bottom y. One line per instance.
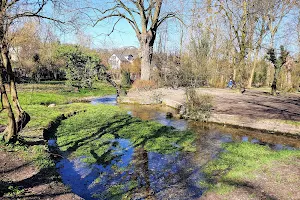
50, 1, 299, 55
51, 0, 185, 51
58, 20, 140, 49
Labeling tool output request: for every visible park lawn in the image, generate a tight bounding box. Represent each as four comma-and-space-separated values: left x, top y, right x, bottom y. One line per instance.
201, 142, 300, 198
17, 81, 116, 105
0, 81, 116, 124
0, 103, 113, 198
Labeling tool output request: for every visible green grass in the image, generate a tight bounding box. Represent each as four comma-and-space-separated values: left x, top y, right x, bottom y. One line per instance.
19, 92, 69, 105
278, 119, 300, 127
201, 142, 300, 194
0, 81, 119, 198
17, 82, 116, 105
0, 81, 116, 124
6, 186, 25, 197
0, 81, 116, 172
55, 104, 196, 165
53, 104, 196, 199
0, 103, 97, 169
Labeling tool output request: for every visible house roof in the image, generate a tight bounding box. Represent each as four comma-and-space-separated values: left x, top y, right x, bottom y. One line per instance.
113, 46, 138, 60
111, 53, 138, 62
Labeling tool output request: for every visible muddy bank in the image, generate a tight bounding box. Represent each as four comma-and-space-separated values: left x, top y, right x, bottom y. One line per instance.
118, 88, 300, 136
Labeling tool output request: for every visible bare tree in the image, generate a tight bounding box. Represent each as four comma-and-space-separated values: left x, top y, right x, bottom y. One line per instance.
0, 0, 59, 142
89, 0, 181, 80
264, 0, 296, 86
247, 0, 269, 88
214, 0, 254, 86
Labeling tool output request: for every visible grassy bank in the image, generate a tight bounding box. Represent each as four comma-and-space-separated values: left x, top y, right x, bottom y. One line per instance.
0, 82, 116, 198
54, 103, 196, 199
201, 142, 300, 198
56, 104, 196, 164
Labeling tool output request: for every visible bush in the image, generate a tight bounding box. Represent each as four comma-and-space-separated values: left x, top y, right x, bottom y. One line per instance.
56, 44, 100, 88
184, 88, 213, 121
121, 70, 131, 87
131, 80, 158, 91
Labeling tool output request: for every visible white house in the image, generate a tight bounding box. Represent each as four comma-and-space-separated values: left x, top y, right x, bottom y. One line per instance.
108, 54, 135, 70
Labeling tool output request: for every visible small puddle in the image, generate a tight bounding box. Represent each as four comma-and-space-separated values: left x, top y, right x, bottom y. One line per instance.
51, 95, 300, 200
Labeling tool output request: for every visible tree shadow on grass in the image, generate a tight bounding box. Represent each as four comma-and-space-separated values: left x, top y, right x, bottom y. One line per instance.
50, 112, 198, 199
55, 113, 196, 166
17, 137, 45, 146
0, 167, 64, 198
62, 115, 136, 153
222, 179, 278, 200
0, 161, 33, 174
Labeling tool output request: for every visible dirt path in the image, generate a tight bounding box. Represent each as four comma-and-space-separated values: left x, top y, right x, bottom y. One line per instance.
120, 88, 300, 135
0, 150, 82, 199
198, 88, 300, 121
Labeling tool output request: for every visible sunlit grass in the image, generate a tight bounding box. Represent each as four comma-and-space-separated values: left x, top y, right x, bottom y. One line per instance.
17, 82, 116, 105
0, 81, 116, 173
202, 142, 300, 194
55, 104, 196, 164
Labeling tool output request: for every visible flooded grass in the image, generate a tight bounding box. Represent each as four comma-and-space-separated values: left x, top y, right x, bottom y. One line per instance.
52, 96, 300, 199
55, 104, 196, 163
53, 103, 202, 199
2, 88, 299, 199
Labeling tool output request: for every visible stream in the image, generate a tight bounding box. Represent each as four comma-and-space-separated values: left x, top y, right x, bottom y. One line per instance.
50, 95, 300, 200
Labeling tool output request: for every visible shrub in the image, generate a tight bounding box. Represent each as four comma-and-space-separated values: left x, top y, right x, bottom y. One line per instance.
184, 88, 213, 121
131, 80, 158, 91
121, 70, 131, 87
56, 44, 100, 88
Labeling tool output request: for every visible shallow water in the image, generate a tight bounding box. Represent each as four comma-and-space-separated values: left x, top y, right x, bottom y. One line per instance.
53, 95, 300, 200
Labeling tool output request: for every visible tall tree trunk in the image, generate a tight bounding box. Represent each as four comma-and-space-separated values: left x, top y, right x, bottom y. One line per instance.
266, 63, 271, 86
233, 68, 237, 81
140, 42, 152, 81
1, 45, 23, 121
139, 31, 156, 81
0, 69, 17, 142
285, 57, 293, 90
0, 87, 3, 111
247, 51, 259, 88
1, 43, 30, 132
286, 69, 292, 89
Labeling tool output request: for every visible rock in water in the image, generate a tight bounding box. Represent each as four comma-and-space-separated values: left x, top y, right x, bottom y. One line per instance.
166, 112, 173, 118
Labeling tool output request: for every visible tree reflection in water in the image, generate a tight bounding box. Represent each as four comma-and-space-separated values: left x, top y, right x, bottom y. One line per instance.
88, 131, 203, 199
89, 140, 204, 200
55, 97, 300, 200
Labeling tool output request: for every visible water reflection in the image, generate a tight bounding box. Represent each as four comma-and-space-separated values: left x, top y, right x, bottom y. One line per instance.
91, 95, 118, 105
57, 138, 204, 199
121, 102, 300, 150
54, 95, 300, 200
